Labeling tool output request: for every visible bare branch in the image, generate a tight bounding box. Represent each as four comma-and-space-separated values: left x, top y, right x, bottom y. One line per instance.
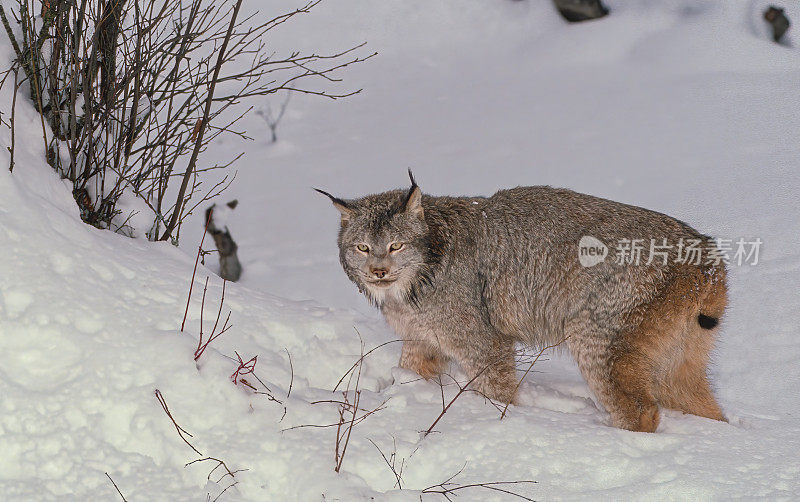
105, 472, 128, 502
500, 337, 569, 420
154, 389, 203, 456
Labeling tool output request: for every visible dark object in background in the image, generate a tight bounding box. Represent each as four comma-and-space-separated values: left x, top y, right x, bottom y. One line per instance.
205, 200, 242, 282
553, 0, 609, 23
764, 6, 790, 43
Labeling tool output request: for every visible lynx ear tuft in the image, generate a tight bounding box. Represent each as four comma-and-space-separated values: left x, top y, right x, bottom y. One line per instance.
407, 168, 417, 187
315, 188, 353, 224
403, 169, 423, 219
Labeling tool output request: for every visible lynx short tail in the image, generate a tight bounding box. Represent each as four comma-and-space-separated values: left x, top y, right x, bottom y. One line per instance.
697, 314, 719, 330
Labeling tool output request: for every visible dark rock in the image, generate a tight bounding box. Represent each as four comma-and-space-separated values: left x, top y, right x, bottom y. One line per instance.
764, 6, 790, 43
205, 203, 242, 282
553, 0, 609, 23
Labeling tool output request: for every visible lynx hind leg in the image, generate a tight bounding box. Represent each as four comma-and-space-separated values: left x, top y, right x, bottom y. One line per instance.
609, 347, 661, 432
568, 333, 660, 433
652, 267, 727, 422
656, 292, 726, 421
399, 340, 448, 380
658, 354, 725, 422
571, 270, 727, 432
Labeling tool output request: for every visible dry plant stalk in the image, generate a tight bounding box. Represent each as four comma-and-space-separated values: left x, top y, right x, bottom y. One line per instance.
368, 441, 536, 500
193, 277, 232, 361
237, 362, 289, 423
422, 466, 536, 501
282, 332, 388, 473
368, 437, 405, 489
334, 337, 384, 473
154, 388, 203, 456
181, 209, 213, 332
230, 351, 257, 385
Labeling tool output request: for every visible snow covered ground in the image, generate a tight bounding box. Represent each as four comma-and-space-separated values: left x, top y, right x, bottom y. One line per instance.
1, 0, 799, 500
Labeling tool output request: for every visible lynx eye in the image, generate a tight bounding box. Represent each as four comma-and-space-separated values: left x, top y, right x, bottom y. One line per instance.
389, 242, 404, 252
356, 244, 370, 253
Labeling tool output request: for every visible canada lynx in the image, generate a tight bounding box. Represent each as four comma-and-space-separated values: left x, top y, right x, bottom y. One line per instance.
317, 171, 727, 432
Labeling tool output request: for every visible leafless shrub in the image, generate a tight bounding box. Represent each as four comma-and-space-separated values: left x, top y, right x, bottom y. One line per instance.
256, 92, 291, 143
0, 0, 374, 240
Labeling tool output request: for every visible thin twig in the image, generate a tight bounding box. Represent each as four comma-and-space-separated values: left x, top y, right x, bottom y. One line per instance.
284, 348, 294, 398
154, 389, 203, 456
6, 66, 18, 172
422, 365, 495, 437
500, 337, 569, 420
422, 480, 537, 501
368, 438, 404, 489
211, 481, 239, 502
185, 457, 247, 482
333, 339, 403, 392
181, 209, 213, 332
421, 464, 536, 501
280, 401, 387, 432
105, 472, 128, 502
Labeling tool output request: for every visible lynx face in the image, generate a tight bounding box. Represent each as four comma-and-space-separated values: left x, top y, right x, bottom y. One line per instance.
317, 172, 434, 306
340, 206, 428, 305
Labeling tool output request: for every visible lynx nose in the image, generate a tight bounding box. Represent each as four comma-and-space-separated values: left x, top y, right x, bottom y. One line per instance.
370, 267, 389, 279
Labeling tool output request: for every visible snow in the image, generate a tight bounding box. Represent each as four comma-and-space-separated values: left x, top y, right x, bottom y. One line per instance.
1, 0, 800, 500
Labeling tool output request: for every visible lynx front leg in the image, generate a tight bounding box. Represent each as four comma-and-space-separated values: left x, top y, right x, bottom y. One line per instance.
447, 335, 518, 405
399, 340, 448, 379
